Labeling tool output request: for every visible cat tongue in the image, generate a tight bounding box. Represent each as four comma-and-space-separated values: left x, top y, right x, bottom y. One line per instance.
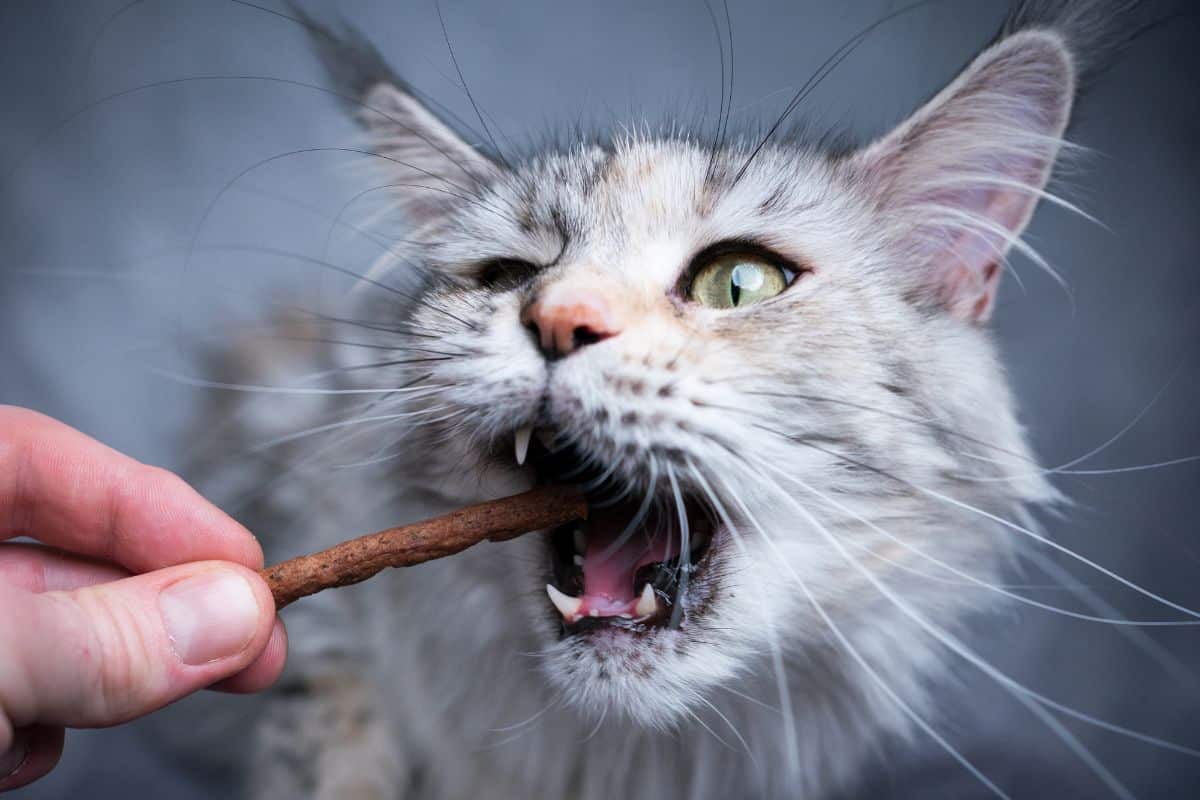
578, 505, 677, 617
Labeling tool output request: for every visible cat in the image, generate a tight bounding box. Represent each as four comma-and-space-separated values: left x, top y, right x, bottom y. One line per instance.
189, 2, 1149, 797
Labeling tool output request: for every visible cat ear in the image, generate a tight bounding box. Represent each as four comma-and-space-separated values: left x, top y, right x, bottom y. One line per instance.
849, 30, 1076, 322
355, 81, 499, 224
296, 9, 498, 227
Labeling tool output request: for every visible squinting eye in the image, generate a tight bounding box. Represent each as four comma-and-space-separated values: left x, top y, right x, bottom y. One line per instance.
687, 254, 793, 309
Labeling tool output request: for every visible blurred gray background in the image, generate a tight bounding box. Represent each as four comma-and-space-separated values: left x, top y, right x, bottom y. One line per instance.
2, 0, 1197, 797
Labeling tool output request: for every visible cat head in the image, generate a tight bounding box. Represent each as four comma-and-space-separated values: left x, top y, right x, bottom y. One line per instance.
311, 16, 1072, 727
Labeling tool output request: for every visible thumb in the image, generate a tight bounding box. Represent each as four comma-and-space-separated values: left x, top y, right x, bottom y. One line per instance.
0, 562, 277, 733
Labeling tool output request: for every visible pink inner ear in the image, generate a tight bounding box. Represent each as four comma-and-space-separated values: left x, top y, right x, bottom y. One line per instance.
929, 178, 1040, 324
854, 31, 1074, 324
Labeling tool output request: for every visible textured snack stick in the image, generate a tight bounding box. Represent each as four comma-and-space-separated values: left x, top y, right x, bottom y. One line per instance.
259, 484, 588, 609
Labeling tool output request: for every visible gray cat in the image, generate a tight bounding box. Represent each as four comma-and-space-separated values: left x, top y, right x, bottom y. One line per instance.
192, 2, 1151, 797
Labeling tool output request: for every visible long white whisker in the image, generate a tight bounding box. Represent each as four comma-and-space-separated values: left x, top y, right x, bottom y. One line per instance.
248, 407, 454, 453
597, 457, 659, 561
151, 367, 449, 396
681, 706, 736, 753
694, 695, 758, 764
707, 468, 1010, 799
917, 482, 1200, 620
223, 400, 407, 517
488, 692, 562, 734
478, 693, 567, 750
957, 371, 1188, 482
756, 424, 1200, 620
666, 464, 690, 629
581, 705, 608, 743
732, 455, 1140, 797
1026, 549, 1200, 693
688, 460, 800, 778
748, 455, 1200, 764
772, 473, 1200, 626
1043, 455, 1200, 476
717, 683, 781, 715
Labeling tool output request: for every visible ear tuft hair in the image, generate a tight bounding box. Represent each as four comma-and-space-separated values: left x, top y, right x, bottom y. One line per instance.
1002, 0, 1156, 90
287, 2, 498, 228
286, 2, 404, 111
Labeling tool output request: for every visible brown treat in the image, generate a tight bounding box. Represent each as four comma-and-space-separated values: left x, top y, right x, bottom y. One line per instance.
259, 484, 587, 610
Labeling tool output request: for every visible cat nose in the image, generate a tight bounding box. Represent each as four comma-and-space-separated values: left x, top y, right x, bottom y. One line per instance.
521, 283, 623, 359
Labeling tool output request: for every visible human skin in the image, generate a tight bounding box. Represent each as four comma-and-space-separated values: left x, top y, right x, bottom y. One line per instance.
0, 406, 286, 792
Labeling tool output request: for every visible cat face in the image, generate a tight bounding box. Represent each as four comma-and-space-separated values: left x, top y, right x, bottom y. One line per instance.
323, 25, 1069, 726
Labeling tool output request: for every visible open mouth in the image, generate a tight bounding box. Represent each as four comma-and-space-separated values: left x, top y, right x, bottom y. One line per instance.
511, 426, 717, 636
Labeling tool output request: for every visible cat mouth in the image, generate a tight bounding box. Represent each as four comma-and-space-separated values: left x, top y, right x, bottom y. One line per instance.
511, 427, 717, 636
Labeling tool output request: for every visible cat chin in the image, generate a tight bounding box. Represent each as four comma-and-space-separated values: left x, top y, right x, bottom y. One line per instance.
533, 603, 752, 730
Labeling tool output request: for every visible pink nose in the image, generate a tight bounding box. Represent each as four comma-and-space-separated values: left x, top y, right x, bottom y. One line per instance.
521, 283, 623, 358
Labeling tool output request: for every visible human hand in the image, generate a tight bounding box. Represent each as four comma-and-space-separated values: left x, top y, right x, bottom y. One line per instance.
0, 406, 286, 792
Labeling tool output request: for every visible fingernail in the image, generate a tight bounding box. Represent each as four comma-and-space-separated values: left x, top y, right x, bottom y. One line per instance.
0, 732, 28, 780
160, 569, 260, 665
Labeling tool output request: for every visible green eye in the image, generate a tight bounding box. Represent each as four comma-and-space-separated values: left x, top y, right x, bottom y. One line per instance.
687, 254, 792, 309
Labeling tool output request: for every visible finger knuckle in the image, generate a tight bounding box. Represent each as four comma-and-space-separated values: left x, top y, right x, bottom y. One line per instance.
66, 591, 157, 722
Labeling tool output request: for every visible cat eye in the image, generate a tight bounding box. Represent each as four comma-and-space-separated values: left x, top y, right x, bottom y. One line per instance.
478, 258, 541, 289
686, 253, 795, 309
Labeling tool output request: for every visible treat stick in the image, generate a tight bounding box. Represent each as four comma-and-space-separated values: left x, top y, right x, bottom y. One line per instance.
259, 484, 587, 610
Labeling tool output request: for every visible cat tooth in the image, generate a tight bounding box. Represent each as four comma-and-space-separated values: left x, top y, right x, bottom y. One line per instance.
573, 554, 585, 567
514, 425, 533, 465
635, 583, 658, 618
546, 584, 583, 621
572, 527, 587, 554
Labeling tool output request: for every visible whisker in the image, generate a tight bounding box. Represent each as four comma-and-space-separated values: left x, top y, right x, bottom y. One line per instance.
580, 704, 608, 744
731, 389, 1040, 466
755, 456, 1200, 626
666, 464, 691, 629
82, 0, 146, 102
716, 684, 781, 716
694, 694, 754, 764
688, 461, 799, 778
744, 453, 1200, 766
247, 407, 453, 454
1026, 549, 1200, 692
681, 705, 736, 754
748, 419, 1200, 620
596, 458, 659, 562
149, 367, 449, 397
699, 0, 733, 183
433, 0, 510, 170
729, 458, 1128, 798
478, 692, 566, 750
707, 468, 1009, 798
219, 395, 410, 517
487, 693, 560, 734
8, 76, 500, 205
289, 308, 442, 339
1051, 455, 1200, 476
732, 0, 941, 186
232, 182, 434, 257
196, 239, 475, 331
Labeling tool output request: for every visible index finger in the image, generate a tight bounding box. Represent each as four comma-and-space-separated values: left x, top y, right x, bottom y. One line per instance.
0, 406, 263, 573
